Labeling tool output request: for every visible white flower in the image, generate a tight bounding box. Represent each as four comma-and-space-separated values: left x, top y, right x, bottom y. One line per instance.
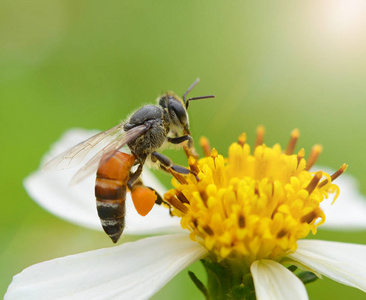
6, 129, 366, 300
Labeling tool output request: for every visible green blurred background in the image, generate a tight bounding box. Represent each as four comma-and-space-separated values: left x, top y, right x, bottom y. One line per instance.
1, 1, 366, 299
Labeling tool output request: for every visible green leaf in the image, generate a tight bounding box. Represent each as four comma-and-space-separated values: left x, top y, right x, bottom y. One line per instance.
188, 270, 210, 300
297, 271, 318, 285
287, 265, 298, 272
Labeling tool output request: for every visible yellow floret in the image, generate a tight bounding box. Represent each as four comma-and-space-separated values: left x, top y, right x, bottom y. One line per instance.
165, 131, 345, 266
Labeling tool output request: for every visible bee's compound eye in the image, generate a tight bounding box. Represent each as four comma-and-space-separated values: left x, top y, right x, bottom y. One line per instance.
169, 98, 187, 125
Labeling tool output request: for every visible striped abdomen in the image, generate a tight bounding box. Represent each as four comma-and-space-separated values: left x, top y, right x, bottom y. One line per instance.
95, 152, 136, 243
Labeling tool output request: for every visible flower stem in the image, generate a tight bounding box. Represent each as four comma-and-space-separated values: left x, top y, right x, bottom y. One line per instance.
188, 259, 256, 300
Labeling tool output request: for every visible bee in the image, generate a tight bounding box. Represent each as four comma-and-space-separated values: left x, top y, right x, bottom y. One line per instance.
43, 78, 214, 243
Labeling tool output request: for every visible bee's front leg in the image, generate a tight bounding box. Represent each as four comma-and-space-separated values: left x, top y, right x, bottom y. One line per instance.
167, 135, 193, 147
167, 135, 199, 159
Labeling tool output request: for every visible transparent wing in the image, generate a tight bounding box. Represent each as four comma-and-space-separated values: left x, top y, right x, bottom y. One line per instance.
43, 123, 148, 184
70, 124, 147, 184
43, 123, 126, 171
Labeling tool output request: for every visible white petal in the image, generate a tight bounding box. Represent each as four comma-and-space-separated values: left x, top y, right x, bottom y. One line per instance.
5, 234, 207, 300
24, 128, 182, 234
251, 260, 308, 300
288, 239, 366, 292
318, 166, 366, 229
24, 165, 101, 231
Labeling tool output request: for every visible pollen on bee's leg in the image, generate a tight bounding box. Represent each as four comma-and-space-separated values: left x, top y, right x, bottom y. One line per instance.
200, 136, 211, 157
318, 163, 348, 188
285, 128, 299, 155
255, 126, 265, 148
305, 144, 323, 171
131, 186, 157, 216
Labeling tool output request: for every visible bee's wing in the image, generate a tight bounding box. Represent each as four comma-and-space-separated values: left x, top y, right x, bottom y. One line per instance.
70, 124, 148, 184
43, 123, 126, 171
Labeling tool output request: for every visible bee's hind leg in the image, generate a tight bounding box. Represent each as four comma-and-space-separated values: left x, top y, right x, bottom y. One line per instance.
127, 159, 145, 191
129, 167, 173, 216
146, 187, 173, 216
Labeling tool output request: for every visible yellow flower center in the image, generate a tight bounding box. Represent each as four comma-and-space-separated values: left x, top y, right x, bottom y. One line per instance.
164, 128, 346, 267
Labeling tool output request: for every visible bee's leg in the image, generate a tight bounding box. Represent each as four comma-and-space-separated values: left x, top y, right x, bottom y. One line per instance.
128, 169, 173, 215
168, 135, 193, 147
151, 152, 199, 183
156, 164, 171, 174
127, 160, 145, 190
146, 187, 173, 216
130, 174, 164, 205
151, 152, 192, 175
168, 135, 199, 159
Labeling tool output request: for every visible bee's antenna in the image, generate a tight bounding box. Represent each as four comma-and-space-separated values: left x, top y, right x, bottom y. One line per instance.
185, 95, 215, 109
183, 78, 215, 109
183, 78, 200, 105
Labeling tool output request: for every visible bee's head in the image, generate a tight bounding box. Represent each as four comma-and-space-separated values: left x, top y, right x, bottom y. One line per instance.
158, 78, 214, 135
159, 93, 190, 134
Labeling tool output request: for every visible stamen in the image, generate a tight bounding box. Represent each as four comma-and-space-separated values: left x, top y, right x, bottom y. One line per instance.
177, 190, 190, 204
199, 190, 209, 207
211, 148, 218, 158
183, 144, 199, 160
189, 156, 200, 175
169, 170, 188, 184
200, 137, 211, 157
164, 194, 189, 214
203, 225, 214, 236
211, 148, 218, 168
300, 210, 318, 223
318, 163, 348, 188
305, 145, 323, 171
277, 229, 287, 238
297, 148, 305, 168
238, 133, 247, 147
254, 183, 260, 196
238, 214, 245, 228
305, 171, 322, 194
285, 128, 299, 155
255, 126, 265, 148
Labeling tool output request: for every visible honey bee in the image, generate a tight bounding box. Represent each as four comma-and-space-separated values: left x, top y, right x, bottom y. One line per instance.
43, 78, 214, 243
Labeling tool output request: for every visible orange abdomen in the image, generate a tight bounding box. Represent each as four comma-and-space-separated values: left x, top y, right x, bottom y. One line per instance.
95, 152, 136, 243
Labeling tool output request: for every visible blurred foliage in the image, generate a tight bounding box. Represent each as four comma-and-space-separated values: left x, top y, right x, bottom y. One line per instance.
1, 0, 366, 298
